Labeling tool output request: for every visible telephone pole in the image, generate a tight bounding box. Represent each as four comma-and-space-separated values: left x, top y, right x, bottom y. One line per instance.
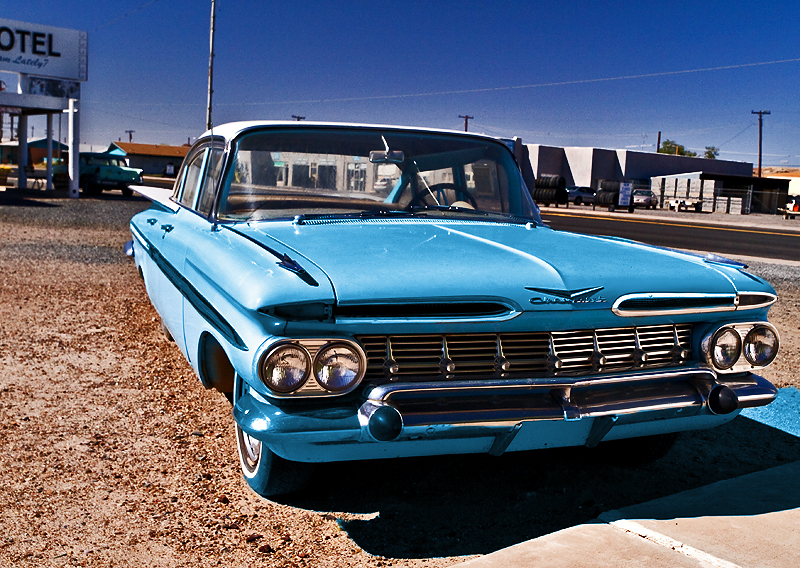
459, 115, 473, 132
206, 0, 216, 130
291, 115, 305, 121
125, 130, 135, 143
751, 110, 770, 177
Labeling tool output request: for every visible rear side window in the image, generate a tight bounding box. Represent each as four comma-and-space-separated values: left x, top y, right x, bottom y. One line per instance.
178, 151, 207, 208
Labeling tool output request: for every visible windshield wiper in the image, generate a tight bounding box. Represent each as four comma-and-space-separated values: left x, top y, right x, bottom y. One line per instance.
407, 205, 535, 225
293, 209, 411, 225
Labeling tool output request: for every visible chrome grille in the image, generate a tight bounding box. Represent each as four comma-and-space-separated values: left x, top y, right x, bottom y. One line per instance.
358, 324, 692, 382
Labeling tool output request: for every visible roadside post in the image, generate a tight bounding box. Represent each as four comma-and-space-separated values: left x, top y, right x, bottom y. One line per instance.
698, 179, 704, 212
743, 185, 753, 215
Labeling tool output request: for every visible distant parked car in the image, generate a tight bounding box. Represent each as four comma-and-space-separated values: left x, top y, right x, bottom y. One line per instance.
373, 177, 395, 193
633, 189, 658, 209
566, 186, 595, 206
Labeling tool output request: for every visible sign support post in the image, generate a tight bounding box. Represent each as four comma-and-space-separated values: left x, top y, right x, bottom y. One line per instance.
68, 98, 79, 198
18, 114, 28, 188
46, 113, 53, 190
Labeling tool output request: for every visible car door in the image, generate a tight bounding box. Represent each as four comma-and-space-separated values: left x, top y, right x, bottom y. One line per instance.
177, 145, 230, 368
145, 147, 211, 357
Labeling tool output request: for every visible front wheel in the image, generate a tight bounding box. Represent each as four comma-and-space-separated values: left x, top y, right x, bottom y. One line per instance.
235, 424, 314, 497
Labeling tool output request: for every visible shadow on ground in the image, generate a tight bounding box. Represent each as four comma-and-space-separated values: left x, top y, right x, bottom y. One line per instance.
280, 417, 800, 558
0, 192, 62, 208
0, 190, 151, 228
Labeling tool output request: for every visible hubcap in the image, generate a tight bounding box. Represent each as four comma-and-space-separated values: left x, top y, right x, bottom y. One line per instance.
237, 426, 261, 474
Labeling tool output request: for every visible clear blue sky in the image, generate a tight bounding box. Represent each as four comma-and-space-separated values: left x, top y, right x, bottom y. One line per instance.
5, 0, 800, 166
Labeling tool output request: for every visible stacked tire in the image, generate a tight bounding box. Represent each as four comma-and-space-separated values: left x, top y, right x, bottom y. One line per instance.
594, 191, 618, 209
532, 175, 567, 206
596, 181, 621, 211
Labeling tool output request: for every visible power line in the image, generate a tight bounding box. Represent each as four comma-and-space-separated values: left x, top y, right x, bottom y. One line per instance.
218, 57, 800, 107
717, 122, 755, 149
93, 0, 164, 31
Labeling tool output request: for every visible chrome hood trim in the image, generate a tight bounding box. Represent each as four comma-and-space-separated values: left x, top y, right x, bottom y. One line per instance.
612, 293, 738, 317
612, 291, 778, 317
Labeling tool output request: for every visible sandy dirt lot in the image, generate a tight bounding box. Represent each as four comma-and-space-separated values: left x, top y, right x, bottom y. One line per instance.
0, 193, 797, 568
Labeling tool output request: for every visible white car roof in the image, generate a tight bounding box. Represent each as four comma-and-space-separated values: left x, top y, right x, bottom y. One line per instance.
200, 120, 504, 143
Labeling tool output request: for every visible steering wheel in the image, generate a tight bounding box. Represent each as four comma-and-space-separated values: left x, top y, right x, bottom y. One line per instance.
407, 183, 478, 209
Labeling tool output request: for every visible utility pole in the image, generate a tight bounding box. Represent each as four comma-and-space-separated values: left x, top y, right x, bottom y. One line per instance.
656, 131, 661, 153
125, 130, 135, 143
291, 115, 305, 121
459, 114, 473, 132
751, 110, 770, 177
206, 0, 216, 131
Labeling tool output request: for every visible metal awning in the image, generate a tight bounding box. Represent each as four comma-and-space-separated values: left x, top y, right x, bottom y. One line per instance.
0, 91, 77, 196
0, 91, 71, 114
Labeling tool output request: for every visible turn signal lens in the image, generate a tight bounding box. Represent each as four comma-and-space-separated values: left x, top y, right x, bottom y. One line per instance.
314, 343, 363, 393
261, 345, 310, 393
744, 326, 779, 366
711, 328, 741, 369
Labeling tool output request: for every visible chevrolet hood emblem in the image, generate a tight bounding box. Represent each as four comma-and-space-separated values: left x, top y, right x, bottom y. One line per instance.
525, 286, 605, 300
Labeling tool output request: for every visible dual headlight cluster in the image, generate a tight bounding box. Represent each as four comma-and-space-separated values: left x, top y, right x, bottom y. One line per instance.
259, 340, 366, 397
703, 322, 779, 373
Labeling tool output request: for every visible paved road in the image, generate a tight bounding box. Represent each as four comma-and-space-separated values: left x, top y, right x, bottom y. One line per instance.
541, 209, 800, 262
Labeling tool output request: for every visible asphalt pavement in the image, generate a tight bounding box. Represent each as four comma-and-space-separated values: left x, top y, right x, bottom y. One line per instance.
540, 203, 800, 263
540, 201, 800, 233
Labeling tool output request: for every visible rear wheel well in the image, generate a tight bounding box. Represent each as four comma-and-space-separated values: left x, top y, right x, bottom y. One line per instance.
198, 333, 235, 397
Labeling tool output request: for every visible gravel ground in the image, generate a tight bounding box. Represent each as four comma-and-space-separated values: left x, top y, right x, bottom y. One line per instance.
0, 191, 797, 568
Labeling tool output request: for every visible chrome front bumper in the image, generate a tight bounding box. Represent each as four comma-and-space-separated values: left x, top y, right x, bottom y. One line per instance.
233, 367, 777, 456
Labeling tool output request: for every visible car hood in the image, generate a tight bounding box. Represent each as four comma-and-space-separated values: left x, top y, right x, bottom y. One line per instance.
237, 219, 745, 312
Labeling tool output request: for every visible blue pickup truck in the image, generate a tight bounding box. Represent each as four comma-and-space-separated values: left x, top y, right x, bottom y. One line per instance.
56, 152, 143, 196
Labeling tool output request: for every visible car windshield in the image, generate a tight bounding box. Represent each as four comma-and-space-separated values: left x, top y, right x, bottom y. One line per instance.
216, 127, 541, 224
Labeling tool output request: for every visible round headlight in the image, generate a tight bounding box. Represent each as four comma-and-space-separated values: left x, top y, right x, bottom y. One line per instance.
744, 325, 779, 366
313, 343, 363, 393
711, 328, 741, 369
261, 344, 310, 393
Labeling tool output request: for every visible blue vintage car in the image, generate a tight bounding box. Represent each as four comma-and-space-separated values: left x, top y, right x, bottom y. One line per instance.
129, 121, 780, 497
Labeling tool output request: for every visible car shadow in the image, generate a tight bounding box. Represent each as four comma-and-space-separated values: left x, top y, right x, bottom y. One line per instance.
278, 417, 800, 558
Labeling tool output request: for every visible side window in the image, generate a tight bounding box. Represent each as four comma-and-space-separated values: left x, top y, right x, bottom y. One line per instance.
178, 150, 207, 209
196, 148, 224, 216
